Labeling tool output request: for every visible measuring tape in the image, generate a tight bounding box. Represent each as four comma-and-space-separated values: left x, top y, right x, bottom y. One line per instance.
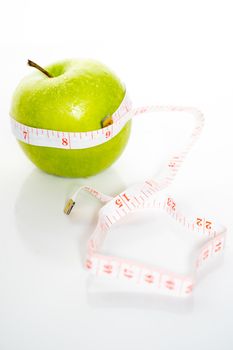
10, 92, 132, 149
11, 92, 226, 297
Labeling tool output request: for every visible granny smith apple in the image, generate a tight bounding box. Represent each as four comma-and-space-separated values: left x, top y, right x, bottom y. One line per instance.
10, 59, 131, 177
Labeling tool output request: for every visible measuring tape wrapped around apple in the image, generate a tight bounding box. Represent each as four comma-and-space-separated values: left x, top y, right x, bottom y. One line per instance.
10, 59, 226, 297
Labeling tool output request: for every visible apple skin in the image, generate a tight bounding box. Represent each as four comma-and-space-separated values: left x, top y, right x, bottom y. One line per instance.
10, 59, 131, 177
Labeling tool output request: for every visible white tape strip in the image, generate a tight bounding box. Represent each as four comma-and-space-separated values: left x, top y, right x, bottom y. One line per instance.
11, 92, 132, 149
10, 91, 226, 297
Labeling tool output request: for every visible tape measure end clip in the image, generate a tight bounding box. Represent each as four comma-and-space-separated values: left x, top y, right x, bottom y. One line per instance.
101, 115, 113, 128
64, 199, 75, 215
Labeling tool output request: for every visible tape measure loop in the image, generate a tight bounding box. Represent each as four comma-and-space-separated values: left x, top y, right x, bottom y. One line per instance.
10, 89, 226, 296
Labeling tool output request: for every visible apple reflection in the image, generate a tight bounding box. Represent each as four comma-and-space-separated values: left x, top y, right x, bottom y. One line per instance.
14, 167, 125, 265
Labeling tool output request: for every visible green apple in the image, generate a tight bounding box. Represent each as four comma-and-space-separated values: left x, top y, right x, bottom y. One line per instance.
10, 59, 131, 177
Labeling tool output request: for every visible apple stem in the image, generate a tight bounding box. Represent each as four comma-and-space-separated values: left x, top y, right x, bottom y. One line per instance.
27, 59, 53, 78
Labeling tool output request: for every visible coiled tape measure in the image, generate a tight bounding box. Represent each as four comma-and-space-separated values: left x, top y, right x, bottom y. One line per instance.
11, 91, 226, 297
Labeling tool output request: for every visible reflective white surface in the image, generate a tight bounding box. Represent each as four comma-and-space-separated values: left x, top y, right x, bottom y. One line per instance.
1, 1, 233, 349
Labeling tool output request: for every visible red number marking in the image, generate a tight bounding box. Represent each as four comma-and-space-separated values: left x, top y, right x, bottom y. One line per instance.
205, 221, 212, 229
23, 131, 28, 140
115, 193, 130, 208
90, 189, 98, 196
214, 241, 222, 252
115, 198, 123, 208
123, 268, 133, 278
185, 284, 193, 294
62, 137, 68, 146
122, 193, 130, 201
167, 198, 176, 210
103, 264, 113, 274
203, 249, 209, 260
196, 218, 212, 229
165, 280, 175, 290
144, 274, 154, 284
105, 130, 111, 138
86, 259, 92, 269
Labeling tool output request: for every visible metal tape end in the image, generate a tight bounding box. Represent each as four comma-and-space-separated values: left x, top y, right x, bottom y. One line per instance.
64, 199, 75, 215
101, 115, 113, 128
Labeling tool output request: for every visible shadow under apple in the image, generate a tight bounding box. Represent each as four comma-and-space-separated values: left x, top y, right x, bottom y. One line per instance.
14, 167, 125, 266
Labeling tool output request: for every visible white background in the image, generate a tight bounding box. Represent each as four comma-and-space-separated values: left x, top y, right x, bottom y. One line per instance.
1, 1, 233, 349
